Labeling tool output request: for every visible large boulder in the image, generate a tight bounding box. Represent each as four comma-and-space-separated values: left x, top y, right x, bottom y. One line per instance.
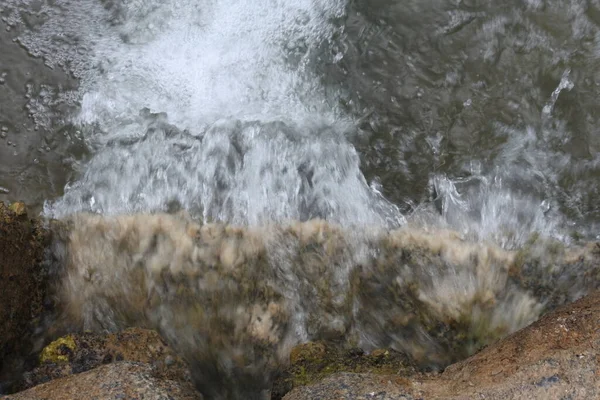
283, 290, 600, 399
5, 361, 202, 400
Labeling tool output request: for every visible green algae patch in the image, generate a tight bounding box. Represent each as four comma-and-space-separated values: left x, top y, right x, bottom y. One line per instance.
271, 342, 417, 399
40, 335, 77, 364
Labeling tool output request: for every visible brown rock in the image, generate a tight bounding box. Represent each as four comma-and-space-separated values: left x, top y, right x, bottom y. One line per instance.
0, 201, 52, 391
273, 341, 416, 399
4, 361, 202, 400
437, 290, 600, 399
283, 291, 600, 399
281, 372, 419, 400
20, 328, 192, 391
289, 342, 327, 365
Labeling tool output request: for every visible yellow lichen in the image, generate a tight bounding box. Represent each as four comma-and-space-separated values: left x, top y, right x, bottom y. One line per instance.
40, 335, 77, 364
8, 201, 27, 216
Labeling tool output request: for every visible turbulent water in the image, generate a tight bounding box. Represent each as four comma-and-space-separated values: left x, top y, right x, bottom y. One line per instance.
50, 212, 599, 399
1, 0, 600, 398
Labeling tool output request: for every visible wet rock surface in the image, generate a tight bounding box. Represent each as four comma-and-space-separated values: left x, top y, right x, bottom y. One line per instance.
271, 342, 417, 399
18, 328, 193, 392
4, 328, 200, 399
0, 202, 51, 392
1, 206, 599, 399
5, 361, 202, 400
283, 291, 600, 399
52, 213, 600, 398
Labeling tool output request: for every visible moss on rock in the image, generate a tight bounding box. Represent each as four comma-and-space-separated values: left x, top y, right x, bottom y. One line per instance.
39, 335, 76, 364
271, 341, 417, 399
19, 328, 193, 391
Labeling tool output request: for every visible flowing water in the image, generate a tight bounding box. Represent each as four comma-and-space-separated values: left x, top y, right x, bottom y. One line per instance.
1, 0, 600, 398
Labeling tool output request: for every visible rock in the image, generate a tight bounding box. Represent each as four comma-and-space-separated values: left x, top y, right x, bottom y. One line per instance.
4, 361, 202, 400
289, 342, 327, 366
437, 288, 600, 398
272, 341, 416, 399
0, 201, 52, 392
5, 328, 202, 399
283, 291, 600, 399
8, 202, 27, 217
19, 328, 192, 392
281, 373, 419, 400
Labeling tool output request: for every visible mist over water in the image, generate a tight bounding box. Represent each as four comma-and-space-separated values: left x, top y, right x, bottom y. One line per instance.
2, 0, 600, 398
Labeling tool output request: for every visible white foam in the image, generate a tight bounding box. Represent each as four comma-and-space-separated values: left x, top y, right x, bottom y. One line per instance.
32, 0, 409, 226
76, 0, 347, 130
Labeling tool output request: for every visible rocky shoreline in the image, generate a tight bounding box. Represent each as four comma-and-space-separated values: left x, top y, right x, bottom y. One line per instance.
4, 292, 600, 399
284, 290, 600, 399
1, 201, 599, 399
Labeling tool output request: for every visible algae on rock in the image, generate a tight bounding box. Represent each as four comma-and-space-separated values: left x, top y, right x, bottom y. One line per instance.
271, 341, 417, 399
39, 335, 76, 364
20, 328, 193, 392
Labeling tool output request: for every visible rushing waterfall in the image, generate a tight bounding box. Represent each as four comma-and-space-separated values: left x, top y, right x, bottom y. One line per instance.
2, 0, 600, 398
5, 0, 404, 226
50, 212, 599, 399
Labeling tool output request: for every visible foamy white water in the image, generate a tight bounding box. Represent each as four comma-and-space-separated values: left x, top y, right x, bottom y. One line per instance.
1, 0, 596, 243
75, 0, 346, 128
25, 0, 407, 227
2, 1, 600, 398
5, 0, 573, 242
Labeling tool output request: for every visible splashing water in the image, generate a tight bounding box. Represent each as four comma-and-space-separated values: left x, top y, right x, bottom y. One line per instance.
3, 0, 597, 236
2, 0, 600, 398
50, 213, 599, 399
3, 0, 403, 226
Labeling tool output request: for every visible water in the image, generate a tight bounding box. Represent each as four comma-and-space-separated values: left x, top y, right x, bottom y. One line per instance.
1, 0, 599, 238
52, 212, 599, 399
1, 0, 600, 398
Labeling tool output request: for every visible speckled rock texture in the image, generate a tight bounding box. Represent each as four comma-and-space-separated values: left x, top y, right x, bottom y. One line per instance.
271, 342, 417, 399
283, 290, 600, 400
4, 328, 201, 400
18, 328, 193, 392
0, 202, 52, 392
4, 361, 202, 400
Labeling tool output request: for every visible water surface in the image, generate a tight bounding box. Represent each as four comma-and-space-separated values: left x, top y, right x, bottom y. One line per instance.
1, 1, 600, 397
